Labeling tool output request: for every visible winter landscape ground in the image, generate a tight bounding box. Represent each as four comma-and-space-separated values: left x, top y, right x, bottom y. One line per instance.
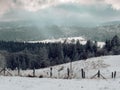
0, 55, 120, 90
0, 76, 119, 90
0, 0, 120, 90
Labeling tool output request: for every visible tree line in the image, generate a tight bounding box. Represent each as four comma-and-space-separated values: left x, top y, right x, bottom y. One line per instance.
0, 35, 120, 70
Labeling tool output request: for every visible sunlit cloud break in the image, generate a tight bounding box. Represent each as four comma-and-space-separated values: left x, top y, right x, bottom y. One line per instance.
0, 0, 120, 16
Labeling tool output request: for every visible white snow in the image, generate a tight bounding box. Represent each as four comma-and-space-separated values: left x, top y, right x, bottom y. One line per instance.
27, 36, 105, 48
0, 76, 120, 90
0, 55, 120, 90
4, 55, 120, 79
28, 37, 86, 43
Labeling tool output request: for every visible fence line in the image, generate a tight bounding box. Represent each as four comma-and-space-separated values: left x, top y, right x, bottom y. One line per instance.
0, 67, 119, 79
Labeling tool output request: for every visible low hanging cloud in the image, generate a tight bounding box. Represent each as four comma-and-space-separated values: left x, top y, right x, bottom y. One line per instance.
13, 0, 100, 11
0, 0, 120, 16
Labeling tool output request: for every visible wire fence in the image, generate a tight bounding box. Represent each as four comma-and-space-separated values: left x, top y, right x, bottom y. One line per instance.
0, 67, 119, 80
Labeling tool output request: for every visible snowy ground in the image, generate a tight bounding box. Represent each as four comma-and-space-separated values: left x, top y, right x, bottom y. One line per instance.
0, 76, 120, 90
0, 55, 120, 90
6, 55, 120, 79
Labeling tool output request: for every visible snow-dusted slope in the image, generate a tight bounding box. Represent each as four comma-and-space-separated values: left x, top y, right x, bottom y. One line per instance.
28, 37, 86, 43
8, 55, 120, 79
28, 36, 105, 48
0, 55, 120, 90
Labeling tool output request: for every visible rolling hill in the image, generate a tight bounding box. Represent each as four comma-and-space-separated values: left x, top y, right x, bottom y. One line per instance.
0, 21, 120, 41
0, 55, 120, 90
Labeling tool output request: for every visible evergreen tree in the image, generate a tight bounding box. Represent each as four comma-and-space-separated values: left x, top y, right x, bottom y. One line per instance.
93, 41, 97, 53
111, 35, 120, 47
85, 40, 93, 53
105, 40, 111, 52
38, 47, 50, 68
56, 43, 64, 64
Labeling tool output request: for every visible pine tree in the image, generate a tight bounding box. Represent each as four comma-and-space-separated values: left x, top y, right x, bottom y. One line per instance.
56, 43, 64, 64
38, 47, 50, 68
111, 35, 120, 47
105, 40, 111, 52
85, 40, 93, 53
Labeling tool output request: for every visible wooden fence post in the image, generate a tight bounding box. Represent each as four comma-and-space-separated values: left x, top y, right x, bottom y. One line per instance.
18, 66, 20, 76
67, 68, 70, 78
112, 72, 114, 78
33, 67, 35, 77
50, 67, 52, 78
98, 70, 100, 78
114, 71, 116, 78
3, 67, 6, 76
84, 71, 85, 78
81, 68, 85, 78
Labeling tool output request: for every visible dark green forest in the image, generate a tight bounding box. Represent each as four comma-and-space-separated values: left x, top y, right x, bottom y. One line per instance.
0, 35, 120, 70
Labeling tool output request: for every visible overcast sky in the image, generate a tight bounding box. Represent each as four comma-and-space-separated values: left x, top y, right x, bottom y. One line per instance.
0, 0, 120, 27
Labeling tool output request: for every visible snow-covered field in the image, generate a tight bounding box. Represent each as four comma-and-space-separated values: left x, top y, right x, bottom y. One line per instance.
1, 55, 120, 90
7, 55, 120, 79
0, 76, 120, 90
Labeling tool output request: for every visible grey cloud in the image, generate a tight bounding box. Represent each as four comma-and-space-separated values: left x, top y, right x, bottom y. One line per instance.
0, 0, 120, 15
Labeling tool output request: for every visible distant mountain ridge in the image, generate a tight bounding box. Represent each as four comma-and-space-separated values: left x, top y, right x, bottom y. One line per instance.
100, 21, 120, 26
0, 21, 120, 41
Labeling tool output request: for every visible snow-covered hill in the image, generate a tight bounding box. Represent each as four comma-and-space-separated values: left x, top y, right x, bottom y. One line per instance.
0, 21, 119, 41
28, 36, 86, 44
1, 55, 120, 90
7, 55, 120, 79
28, 37, 105, 48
